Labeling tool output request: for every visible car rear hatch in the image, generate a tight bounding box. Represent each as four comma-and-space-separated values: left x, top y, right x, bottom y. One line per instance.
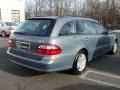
9, 19, 56, 61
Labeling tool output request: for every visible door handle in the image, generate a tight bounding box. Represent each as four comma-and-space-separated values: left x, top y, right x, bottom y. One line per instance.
74, 36, 79, 39
85, 38, 89, 41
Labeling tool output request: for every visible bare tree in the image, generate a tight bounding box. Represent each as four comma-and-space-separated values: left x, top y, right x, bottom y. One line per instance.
53, 0, 62, 16
63, 0, 73, 15
25, 0, 120, 27
25, 0, 34, 19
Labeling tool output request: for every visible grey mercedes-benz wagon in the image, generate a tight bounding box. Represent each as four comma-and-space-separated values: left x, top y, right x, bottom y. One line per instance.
7, 16, 118, 74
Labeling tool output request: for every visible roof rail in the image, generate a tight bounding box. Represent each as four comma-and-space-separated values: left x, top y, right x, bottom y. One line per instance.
57, 15, 94, 19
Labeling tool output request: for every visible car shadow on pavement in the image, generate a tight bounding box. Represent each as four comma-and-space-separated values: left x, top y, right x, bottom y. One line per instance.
0, 47, 46, 77
87, 55, 120, 75
54, 83, 120, 90
59, 54, 120, 75
87, 41, 120, 74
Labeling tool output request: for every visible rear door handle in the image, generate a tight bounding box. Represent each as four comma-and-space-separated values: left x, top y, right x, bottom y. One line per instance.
74, 36, 79, 39
85, 38, 89, 41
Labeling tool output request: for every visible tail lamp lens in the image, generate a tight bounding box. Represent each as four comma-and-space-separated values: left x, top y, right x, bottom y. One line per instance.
8, 27, 14, 31
8, 39, 14, 48
36, 44, 61, 55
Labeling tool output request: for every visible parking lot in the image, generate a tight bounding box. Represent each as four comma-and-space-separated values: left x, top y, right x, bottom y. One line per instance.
0, 33, 120, 90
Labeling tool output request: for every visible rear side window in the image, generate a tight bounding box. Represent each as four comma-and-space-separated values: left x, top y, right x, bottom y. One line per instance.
0, 23, 5, 26
59, 21, 77, 36
14, 19, 56, 37
5, 22, 17, 26
0, 22, 3, 26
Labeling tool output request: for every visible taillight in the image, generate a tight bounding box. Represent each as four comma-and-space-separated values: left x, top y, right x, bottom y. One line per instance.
8, 39, 14, 48
8, 27, 14, 31
36, 44, 62, 55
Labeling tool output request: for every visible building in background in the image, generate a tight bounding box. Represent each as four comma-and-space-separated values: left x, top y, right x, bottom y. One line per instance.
0, 0, 25, 22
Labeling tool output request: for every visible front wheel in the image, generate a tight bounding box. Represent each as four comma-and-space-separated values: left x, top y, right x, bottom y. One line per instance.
1, 31, 6, 37
109, 41, 118, 55
72, 51, 87, 75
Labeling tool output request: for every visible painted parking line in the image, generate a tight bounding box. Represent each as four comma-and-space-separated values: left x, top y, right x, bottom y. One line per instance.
0, 38, 8, 41
80, 70, 120, 89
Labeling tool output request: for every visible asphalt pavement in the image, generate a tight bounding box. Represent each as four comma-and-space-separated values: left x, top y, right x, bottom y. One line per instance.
0, 33, 120, 90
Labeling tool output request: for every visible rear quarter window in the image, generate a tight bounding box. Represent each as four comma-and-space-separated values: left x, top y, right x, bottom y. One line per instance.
59, 21, 77, 36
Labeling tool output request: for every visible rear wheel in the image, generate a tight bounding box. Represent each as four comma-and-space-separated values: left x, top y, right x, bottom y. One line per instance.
1, 31, 6, 37
72, 50, 87, 75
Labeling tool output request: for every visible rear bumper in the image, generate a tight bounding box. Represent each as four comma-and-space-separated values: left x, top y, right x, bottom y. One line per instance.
7, 50, 72, 72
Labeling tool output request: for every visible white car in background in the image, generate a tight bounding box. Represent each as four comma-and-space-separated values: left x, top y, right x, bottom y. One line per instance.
112, 30, 120, 33
0, 22, 17, 37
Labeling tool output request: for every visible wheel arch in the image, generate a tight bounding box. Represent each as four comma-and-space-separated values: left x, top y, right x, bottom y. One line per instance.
74, 48, 89, 63
115, 39, 118, 44
72, 48, 88, 74
1, 30, 6, 37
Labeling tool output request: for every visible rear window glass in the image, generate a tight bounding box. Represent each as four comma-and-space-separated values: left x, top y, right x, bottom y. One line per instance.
5, 22, 17, 26
14, 19, 56, 37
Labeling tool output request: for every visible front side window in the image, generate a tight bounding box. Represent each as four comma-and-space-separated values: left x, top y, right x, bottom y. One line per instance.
59, 21, 76, 36
93, 22, 106, 34
14, 19, 56, 37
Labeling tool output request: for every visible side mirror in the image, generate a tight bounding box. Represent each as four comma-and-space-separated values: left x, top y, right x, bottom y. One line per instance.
102, 31, 112, 35
108, 31, 112, 34
102, 31, 108, 35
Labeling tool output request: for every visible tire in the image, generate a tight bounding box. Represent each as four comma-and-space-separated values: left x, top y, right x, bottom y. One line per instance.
109, 41, 118, 55
72, 50, 87, 75
1, 31, 6, 37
